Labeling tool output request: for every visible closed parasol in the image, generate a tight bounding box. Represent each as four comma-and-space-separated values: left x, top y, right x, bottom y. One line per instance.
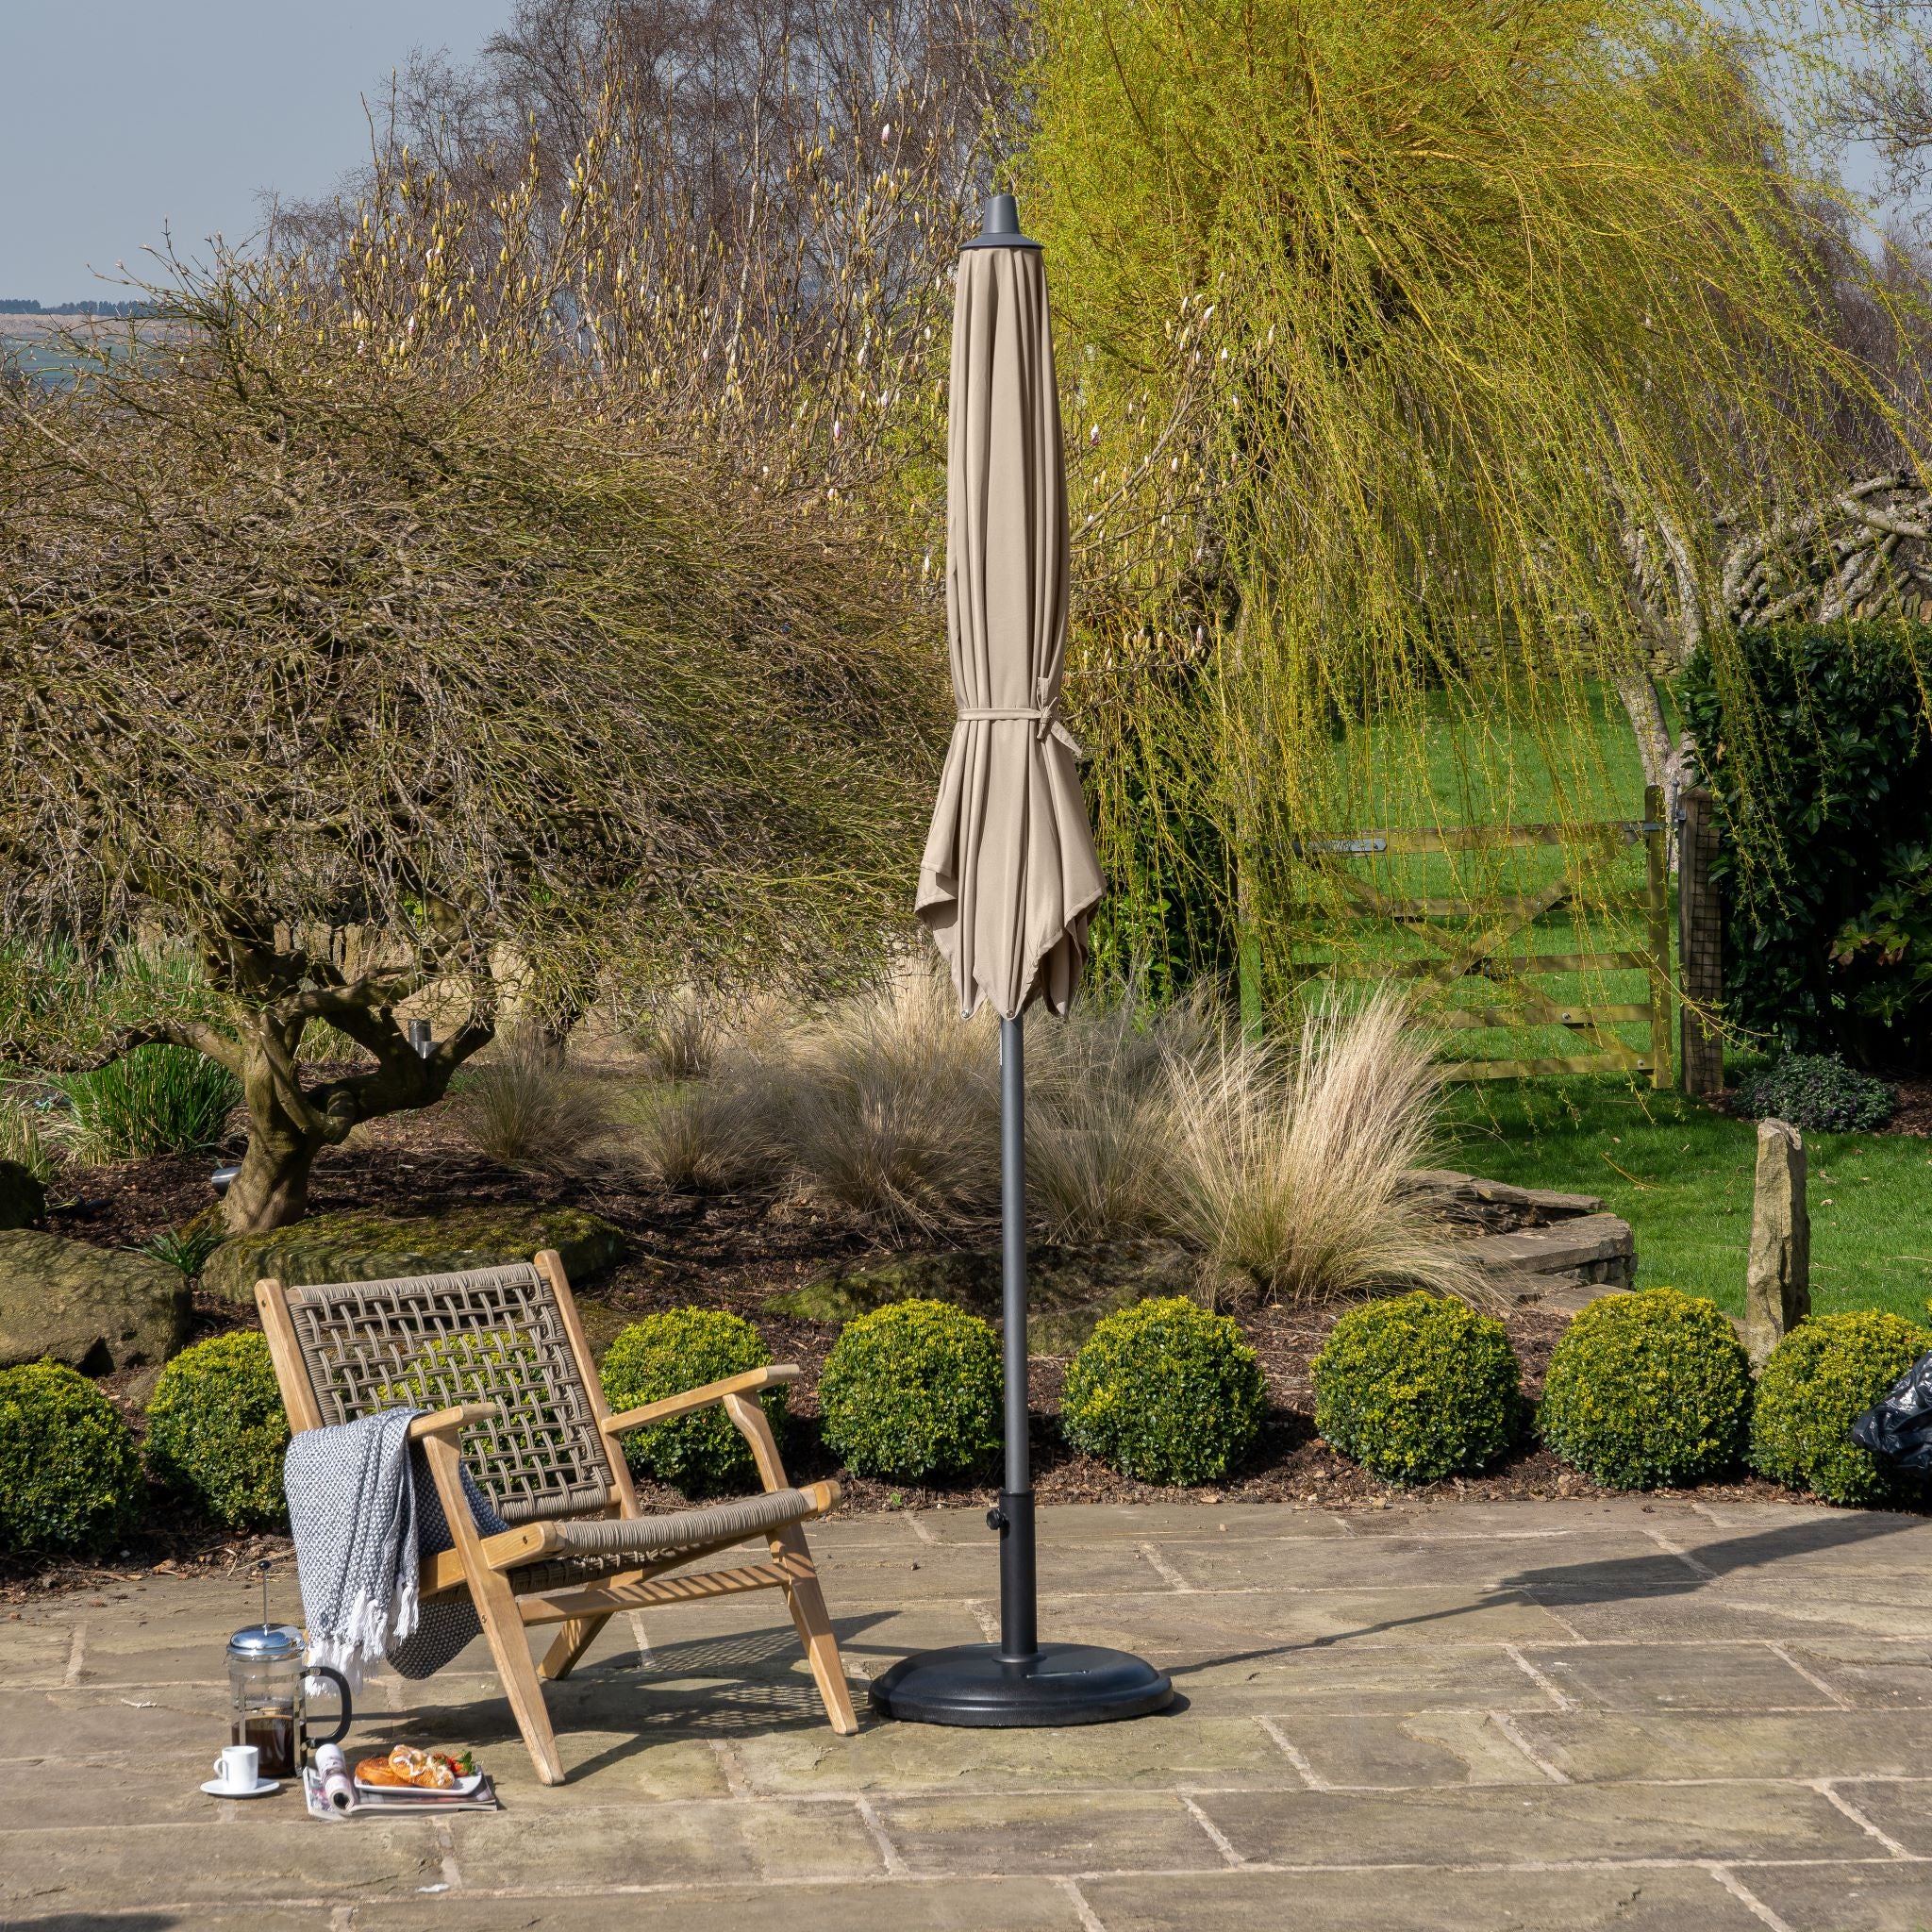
870, 194, 1172, 1728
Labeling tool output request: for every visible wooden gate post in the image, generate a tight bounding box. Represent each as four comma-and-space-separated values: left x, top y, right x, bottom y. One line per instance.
1676, 785, 1724, 1096
1643, 783, 1674, 1090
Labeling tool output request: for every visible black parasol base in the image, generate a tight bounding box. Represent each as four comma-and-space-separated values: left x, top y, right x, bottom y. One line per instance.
868, 1641, 1174, 1727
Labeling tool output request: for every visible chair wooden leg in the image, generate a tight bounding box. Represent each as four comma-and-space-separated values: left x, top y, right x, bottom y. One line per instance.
418, 1434, 567, 1787
773, 1523, 858, 1736
471, 1564, 568, 1785
541, 1612, 613, 1682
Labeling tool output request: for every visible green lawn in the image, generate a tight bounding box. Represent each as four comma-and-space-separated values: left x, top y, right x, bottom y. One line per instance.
1443, 1075, 1932, 1323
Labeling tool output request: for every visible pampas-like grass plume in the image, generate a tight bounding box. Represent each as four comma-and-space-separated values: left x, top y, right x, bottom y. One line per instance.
1162, 992, 1484, 1306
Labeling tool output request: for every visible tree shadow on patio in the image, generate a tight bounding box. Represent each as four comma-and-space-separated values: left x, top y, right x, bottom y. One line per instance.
1170, 1506, 1928, 1683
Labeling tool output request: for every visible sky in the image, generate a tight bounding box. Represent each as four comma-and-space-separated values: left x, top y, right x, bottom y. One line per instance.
0, 1, 513, 302
0, 1, 1910, 303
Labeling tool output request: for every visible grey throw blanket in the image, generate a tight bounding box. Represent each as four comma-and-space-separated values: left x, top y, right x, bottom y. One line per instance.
284, 1407, 509, 1686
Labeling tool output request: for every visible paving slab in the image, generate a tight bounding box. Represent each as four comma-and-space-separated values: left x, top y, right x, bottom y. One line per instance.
872, 1789, 1227, 1874
908, 1501, 1354, 1544
1153, 1529, 1693, 1593
1518, 1640, 1843, 1711
1257, 1707, 1553, 1788
1788, 1641, 1932, 1709
8, 1497, 1932, 1931
1081, 1864, 1774, 1932
1513, 1709, 1932, 1783
1746, 1859, 1932, 1931
1192, 1777, 1887, 1865
1172, 1641, 1563, 1715
357, 1879, 1089, 1931
447, 1797, 888, 1889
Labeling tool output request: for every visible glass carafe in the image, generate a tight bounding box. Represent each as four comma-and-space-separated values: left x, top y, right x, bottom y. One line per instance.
225, 1623, 352, 1778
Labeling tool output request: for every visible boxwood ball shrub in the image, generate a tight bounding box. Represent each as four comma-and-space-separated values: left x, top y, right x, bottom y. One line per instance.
1539, 1288, 1752, 1490
818, 1299, 1002, 1482
1752, 1310, 1930, 1506
144, 1332, 291, 1529
1062, 1296, 1266, 1487
600, 1308, 781, 1497
1313, 1291, 1521, 1485
0, 1360, 143, 1554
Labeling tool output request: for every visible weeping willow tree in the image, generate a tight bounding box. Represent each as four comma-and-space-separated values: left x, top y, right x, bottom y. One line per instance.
1024, 0, 1931, 1006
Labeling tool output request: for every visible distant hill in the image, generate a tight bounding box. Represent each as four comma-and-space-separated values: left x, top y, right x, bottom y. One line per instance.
0, 299, 151, 317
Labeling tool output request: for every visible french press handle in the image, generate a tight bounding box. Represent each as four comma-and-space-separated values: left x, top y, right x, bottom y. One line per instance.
304, 1665, 354, 1748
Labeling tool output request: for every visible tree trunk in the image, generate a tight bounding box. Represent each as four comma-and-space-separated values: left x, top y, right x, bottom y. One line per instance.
1614, 668, 1689, 873
222, 1066, 326, 1234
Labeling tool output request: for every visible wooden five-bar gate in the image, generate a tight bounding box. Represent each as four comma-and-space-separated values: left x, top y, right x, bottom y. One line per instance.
1290, 784, 1674, 1087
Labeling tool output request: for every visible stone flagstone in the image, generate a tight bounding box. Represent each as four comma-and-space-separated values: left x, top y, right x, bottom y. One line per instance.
5, 1497, 1932, 1929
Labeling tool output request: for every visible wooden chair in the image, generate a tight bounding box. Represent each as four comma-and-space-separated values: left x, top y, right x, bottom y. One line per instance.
256, 1249, 857, 1785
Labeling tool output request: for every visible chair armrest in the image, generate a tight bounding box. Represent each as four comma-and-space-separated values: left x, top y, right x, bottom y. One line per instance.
601, 1365, 800, 1436
408, 1403, 499, 1441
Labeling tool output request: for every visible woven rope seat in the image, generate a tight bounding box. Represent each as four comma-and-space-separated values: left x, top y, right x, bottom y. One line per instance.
504, 1489, 821, 1595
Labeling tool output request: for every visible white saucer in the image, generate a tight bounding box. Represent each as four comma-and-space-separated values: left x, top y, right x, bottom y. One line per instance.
201, 1776, 282, 1799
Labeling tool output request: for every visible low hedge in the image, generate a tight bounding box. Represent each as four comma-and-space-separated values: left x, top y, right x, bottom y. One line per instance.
1539, 1288, 1752, 1490
1752, 1310, 1930, 1506
600, 1309, 782, 1497
144, 1332, 291, 1529
1062, 1296, 1265, 1486
818, 1299, 1002, 1482
1313, 1292, 1521, 1486
0, 1360, 143, 1554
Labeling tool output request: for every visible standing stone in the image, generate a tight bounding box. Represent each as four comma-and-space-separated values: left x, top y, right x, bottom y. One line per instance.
1744, 1118, 1809, 1369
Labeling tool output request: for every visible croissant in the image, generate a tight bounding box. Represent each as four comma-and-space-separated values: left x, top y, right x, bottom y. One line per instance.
354, 1745, 464, 1789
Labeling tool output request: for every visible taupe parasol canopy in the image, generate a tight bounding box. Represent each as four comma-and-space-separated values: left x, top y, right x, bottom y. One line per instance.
915, 207, 1103, 1021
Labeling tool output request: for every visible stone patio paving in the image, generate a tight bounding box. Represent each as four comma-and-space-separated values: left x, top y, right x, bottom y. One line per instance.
8, 1495, 1932, 1930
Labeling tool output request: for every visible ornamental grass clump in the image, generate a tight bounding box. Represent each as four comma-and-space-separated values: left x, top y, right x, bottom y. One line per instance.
818, 1300, 1002, 1483
1313, 1292, 1522, 1486
600, 1309, 782, 1498
1062, 1296, 1266, 1486
1539, 1289, 1753, 1491
144, 1332, 291, 1529
1752, 1311, 1930, 1506
454, 1045, 609, 1173
0, 1360, 143, 1554
1162, 992, 1482, 1306
766, 970, 1000, 1237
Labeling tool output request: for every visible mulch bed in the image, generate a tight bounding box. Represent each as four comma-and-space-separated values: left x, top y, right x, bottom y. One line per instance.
5, 1095, 1854, 1606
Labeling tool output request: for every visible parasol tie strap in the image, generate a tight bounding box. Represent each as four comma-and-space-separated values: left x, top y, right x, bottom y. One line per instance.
954, 703, 1085, 759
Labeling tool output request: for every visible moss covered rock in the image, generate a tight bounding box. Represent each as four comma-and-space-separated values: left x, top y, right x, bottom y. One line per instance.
0, 1229, 192, 1373
202, 1204, 627, 1301
769, 1241, 1197, 1353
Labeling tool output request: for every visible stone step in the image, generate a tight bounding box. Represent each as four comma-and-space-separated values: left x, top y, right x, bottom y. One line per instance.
1409, 1168, 1606, 1232
1471, 1212, 1637, 1307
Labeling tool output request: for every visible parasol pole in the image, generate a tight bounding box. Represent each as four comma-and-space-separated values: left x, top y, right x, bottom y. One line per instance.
997, 1014, 1038, 1659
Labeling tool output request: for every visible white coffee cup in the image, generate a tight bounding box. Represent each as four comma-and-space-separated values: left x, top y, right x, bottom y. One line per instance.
211, 1743, 259, 1792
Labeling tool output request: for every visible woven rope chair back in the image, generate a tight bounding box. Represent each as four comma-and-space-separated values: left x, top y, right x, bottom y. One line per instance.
282, 1261, 616, 1524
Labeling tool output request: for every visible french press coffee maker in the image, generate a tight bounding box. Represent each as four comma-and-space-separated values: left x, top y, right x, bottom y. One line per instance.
226, 1565, 352, 1779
